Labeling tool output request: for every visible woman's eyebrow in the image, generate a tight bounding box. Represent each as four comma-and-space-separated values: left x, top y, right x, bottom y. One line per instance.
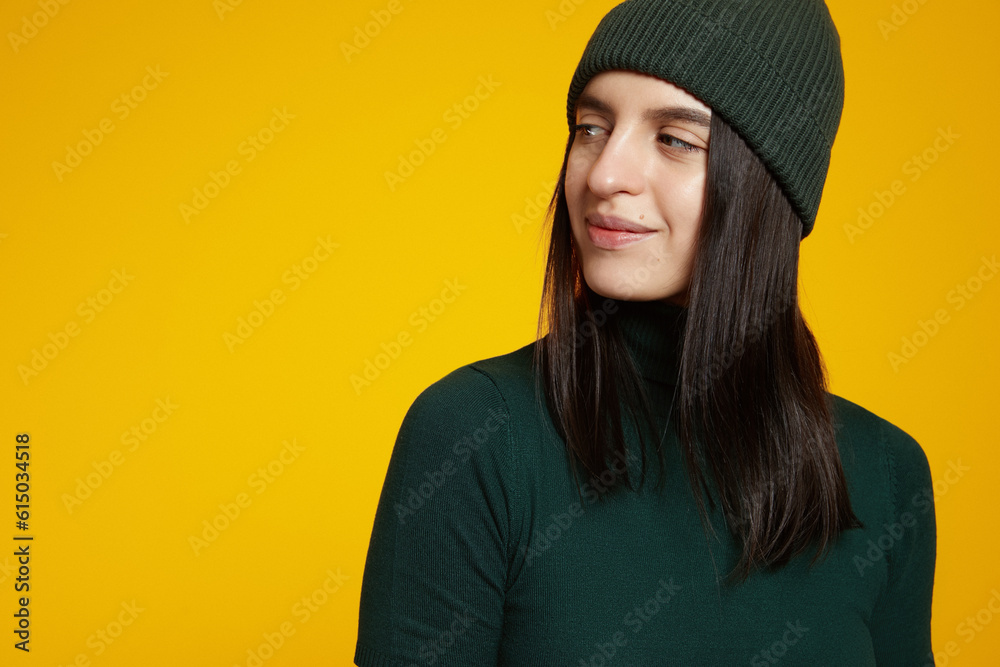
643, 106, 711, 129
576, 93, 711, 129
575, 93, 614, 116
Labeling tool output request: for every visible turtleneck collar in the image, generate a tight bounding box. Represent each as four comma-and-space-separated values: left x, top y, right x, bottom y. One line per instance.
605, 297, 687, 386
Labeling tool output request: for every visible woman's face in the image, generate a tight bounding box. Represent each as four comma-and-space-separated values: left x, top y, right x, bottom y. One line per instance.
565, 70, 712, 305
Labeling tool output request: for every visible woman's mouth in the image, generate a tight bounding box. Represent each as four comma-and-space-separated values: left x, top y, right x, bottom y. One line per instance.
586, 217, 657, 249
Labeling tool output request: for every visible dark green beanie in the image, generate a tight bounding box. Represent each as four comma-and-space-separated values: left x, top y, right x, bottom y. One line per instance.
566, 0, 845, 238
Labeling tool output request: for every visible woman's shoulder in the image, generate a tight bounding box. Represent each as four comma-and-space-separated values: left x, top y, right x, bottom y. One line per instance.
827, 392, 934, 513
828, 393, 927, 458
400, 341, 538, 438
409, 340, 537, 409
465, 339, 538, 387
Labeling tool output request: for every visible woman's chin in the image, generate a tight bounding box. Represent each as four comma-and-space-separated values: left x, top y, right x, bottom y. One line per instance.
580, 266, 683, 303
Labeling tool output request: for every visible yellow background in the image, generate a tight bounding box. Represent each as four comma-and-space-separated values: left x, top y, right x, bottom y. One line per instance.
1, 0, 997, 664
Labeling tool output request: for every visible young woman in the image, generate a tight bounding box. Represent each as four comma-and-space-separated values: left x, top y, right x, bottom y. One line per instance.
356, 1, 937, 664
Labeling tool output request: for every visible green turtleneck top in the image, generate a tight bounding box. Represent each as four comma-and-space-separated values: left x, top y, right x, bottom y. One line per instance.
355, 298, 937, 666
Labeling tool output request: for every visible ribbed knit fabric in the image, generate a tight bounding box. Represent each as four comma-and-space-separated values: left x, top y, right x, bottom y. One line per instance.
566, 0, 845, 238
355, 299, 936, 666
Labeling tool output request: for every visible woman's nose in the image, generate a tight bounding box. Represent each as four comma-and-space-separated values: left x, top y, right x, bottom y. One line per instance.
586, 129, 645, 198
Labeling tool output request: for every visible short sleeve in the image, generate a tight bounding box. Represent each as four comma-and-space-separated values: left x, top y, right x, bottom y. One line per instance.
868, 420, 938, 665
355, 365, 517, 666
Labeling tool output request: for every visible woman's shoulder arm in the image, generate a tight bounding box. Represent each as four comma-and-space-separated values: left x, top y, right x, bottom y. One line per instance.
871, 413, 937, 664
829, 393, 937, 664
355, 363, 520, 666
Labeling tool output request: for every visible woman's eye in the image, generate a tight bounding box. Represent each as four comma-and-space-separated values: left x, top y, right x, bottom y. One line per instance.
659, 133, 698, 152
572, 123, 605, 137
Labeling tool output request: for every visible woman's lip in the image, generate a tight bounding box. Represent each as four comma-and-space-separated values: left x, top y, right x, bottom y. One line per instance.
586, 221, 656, 249
588, 214, 654, 233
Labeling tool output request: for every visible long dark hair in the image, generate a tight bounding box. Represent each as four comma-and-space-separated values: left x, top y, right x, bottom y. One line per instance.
532, 110, 864, 585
